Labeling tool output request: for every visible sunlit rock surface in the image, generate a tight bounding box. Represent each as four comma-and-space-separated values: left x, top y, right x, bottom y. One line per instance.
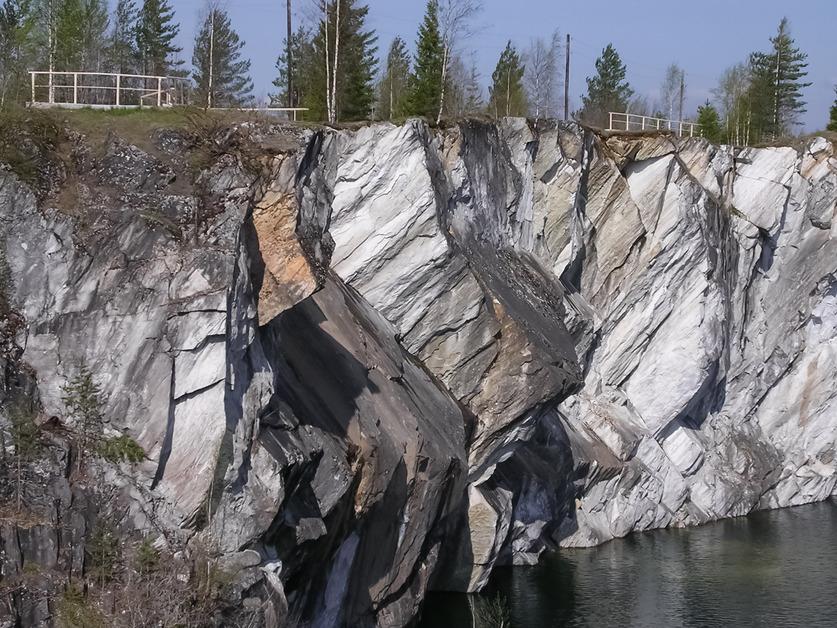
1, 118, 835, 626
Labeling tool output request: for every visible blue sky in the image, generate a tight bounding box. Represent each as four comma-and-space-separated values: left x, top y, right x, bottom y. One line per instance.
160, 0, 836, 129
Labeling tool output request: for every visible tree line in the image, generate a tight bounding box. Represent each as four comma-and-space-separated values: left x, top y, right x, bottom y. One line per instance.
579, 17, 827, 144
271, 0, 563, 124
0, 1, 834, 143
0, 0, 252, 108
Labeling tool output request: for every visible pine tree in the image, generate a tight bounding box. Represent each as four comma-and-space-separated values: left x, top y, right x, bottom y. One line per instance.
107, 0, 138, 73
377, 36, 410, 120
407, 0, 443, 119
192, 5, 253, 108
748, 17, 811, 140
488, 41, 526, 118
828, 87, 837, 132
696, 101, 723, 144
136, 0, 181, 76
580, 43, 633, 128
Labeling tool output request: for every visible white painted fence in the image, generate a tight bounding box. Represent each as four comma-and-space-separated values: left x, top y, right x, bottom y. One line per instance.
29, 71, 190, 109
608, 112, 700, 137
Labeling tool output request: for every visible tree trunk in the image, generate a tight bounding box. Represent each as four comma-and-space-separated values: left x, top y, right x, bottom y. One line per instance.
286, 0, 293, 108
330, 0, 341, 123
506, 67, 511, 116
323, 1, 331, 122
47, 0, 54, 104
773, 35, 782, 139
389, 65, 394, 120
207, 10, 215, 109
436, 42, 449, 125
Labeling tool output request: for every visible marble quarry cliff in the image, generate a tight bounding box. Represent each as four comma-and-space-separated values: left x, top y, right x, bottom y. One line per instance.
1, 117, 835, 626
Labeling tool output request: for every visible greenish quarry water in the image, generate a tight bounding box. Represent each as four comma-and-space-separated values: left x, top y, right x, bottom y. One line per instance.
420, 499, 837, 627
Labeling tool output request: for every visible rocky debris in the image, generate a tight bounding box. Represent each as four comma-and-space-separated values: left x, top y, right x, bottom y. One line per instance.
0, 116, 836, 626
96, 134, 176, 192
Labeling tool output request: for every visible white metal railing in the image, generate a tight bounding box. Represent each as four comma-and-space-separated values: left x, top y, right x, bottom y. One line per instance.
608, 112, 700, 137
29, 71, 191, 109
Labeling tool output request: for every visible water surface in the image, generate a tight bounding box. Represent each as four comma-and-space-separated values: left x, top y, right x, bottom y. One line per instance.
420, 499, 837, 627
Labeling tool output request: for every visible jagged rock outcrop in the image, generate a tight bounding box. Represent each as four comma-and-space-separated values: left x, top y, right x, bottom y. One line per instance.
0, 116, 835, 627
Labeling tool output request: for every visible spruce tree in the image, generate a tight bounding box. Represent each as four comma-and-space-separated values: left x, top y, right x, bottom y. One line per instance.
62, 362, 104, 471
828, 87, 837, 132
304, 0, 377, 122
136, 0, 181, 76
488, 41, 526, 118
407, 0, 443, 119
462, 57, 483, 113
377, 36, 410, 120
272, 25, 314, 108
337, 0, 377, 121
580, 43, 633, 128
107, 0, 138, 73
696, 101, 723, 144
192, 5, 253, 108
748, 17, 811, 140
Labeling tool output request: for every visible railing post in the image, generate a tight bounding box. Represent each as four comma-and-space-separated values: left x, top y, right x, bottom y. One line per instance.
641, 116, 646, 131
609, 111, 613, 131
30, 72, 35, 105
116, 74, 121, 106
73, 73, 78, 105
157, 76, 162, 107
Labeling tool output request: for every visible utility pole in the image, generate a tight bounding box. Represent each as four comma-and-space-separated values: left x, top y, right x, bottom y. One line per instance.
286, 0, 293, 108
564, 33, 570, 120
678, 72, 684, 122
207, 8, 215, 109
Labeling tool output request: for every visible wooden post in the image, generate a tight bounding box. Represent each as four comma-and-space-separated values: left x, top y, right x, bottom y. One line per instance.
157, 76, 162, 107
641, 116, 646, 131
73, 73, 78, 105
608, 111, 612, 130
564, 33, 570, 121
116, 74, 121, 106
30, 72, 35, 105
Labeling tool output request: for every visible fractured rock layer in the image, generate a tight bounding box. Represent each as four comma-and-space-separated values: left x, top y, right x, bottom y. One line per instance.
0, 118, 835, 626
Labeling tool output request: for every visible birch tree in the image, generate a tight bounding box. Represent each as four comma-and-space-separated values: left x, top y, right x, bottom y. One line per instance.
377, 36, 410, 120
713, 63, 751, 145
436, 0, 481, 123
524, 31, 560, 120
659, 63, 685, 123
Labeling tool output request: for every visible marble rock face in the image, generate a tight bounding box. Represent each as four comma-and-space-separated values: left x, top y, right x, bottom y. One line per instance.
1, 118, 836, 627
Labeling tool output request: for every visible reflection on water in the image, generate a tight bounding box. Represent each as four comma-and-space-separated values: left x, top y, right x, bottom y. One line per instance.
420, 499, 837, 627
